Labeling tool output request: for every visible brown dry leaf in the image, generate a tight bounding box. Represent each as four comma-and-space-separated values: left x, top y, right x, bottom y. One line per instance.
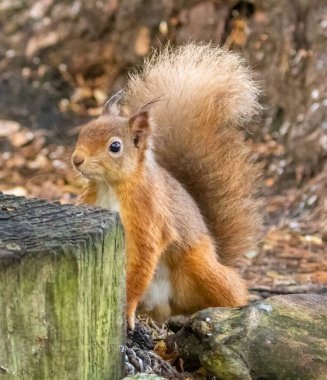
265, 178, 275, 187
299, 234, 323, 246
8, 129, 34, 148
25, 31, 60, 57
245, 250, 259, 259
0, 120, 21, 137
154, 340, 179, 363
309, 271, 327, 284
93, 89, 108, 105
224, 17, 248, 48
71, 87, 93, 104
134, 26, 151, 56
266, 271, 285, 280
86, 107, 103, 117
278, 247, 311, 259
27, 155, 50, 170
2, 187, 27, 197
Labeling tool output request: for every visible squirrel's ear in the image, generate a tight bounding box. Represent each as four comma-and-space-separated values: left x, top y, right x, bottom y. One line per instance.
102, 90, 124, 116
129, 111, 150, 148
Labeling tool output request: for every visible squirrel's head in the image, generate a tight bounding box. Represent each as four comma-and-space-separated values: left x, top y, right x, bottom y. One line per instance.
72, 91, 152, 184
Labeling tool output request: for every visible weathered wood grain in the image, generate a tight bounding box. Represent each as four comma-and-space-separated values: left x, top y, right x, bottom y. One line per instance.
169, 294, 327, 380
0, 193, 125, 380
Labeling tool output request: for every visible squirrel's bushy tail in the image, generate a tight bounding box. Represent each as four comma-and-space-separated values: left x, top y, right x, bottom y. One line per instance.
125, 43, 262, 265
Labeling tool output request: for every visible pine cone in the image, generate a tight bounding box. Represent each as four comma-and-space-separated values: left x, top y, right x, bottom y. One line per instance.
124, 346, 182, 379
127, 322, 154, 350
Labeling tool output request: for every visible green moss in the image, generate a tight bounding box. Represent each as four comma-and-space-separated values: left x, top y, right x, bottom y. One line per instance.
174, 296, 327, 380
0, 223, 125, 380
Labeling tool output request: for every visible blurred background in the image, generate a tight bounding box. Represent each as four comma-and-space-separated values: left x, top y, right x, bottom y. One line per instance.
0, 0, 326, 294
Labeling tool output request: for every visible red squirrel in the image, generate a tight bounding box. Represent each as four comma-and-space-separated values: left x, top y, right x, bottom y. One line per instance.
72, 43, 262, 329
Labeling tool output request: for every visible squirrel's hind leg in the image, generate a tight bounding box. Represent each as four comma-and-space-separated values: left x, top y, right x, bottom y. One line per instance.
169, 236, 248, 314
138, 259, 173, 323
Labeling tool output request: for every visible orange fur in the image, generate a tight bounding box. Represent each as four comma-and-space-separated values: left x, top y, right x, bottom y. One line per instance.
166, 235, 247, 315
125, 43, 262, 266
72, 43, 262, 328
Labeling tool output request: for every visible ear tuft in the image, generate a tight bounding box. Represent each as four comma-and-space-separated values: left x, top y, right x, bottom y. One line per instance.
102, 90, 124, 116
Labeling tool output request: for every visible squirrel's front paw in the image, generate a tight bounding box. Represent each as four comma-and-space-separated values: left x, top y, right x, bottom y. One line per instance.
127, 313, 135, 330
126, 300, 137, 330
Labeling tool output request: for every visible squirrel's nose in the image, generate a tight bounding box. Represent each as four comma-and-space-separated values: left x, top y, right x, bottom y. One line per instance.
73, 154, 85, 167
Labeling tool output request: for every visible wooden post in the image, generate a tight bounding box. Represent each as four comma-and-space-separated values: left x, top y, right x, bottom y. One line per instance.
0, 193, 125, 380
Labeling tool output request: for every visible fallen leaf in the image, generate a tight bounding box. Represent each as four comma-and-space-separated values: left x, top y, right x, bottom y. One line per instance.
134, 26, 151, 56
154, 340, 179, 363
0, 120, 21, 137
8, 129, 34, 147
300, 235, 323, 246
2, 187, 27, 197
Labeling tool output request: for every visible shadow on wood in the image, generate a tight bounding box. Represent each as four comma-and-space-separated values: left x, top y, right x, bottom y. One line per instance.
0, 193, 125, 380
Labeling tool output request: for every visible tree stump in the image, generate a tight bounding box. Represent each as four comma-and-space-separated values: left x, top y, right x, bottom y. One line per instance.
0, 193, 125, 380
169, 294, 327, 379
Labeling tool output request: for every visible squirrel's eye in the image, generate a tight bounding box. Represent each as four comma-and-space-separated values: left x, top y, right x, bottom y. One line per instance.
109, 141, 121, 153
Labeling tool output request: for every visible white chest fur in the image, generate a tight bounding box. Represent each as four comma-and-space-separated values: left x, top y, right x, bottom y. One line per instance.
95, 182, 120, 212
141, 260, 172, 322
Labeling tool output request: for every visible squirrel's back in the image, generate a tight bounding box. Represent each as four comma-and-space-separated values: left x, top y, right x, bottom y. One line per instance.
125, 43, 262, 265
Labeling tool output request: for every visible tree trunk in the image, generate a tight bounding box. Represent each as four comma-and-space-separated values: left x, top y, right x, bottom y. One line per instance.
169, 294, 327, 380
0, 193, 125, 380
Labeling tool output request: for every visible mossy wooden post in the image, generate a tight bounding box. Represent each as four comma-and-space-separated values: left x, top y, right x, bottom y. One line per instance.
0, 193, 125, 380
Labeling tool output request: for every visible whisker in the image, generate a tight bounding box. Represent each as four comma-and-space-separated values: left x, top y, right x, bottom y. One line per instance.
140, 94, 166, 111
102, 175, 112, 188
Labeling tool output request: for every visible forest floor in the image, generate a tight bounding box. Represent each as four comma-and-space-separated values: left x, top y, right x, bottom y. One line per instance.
0, 119, 326, 378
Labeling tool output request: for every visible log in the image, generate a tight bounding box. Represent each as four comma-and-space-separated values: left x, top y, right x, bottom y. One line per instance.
0, 193, 125, 380
122, 375, 165, 380
169, 294, 327, 380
